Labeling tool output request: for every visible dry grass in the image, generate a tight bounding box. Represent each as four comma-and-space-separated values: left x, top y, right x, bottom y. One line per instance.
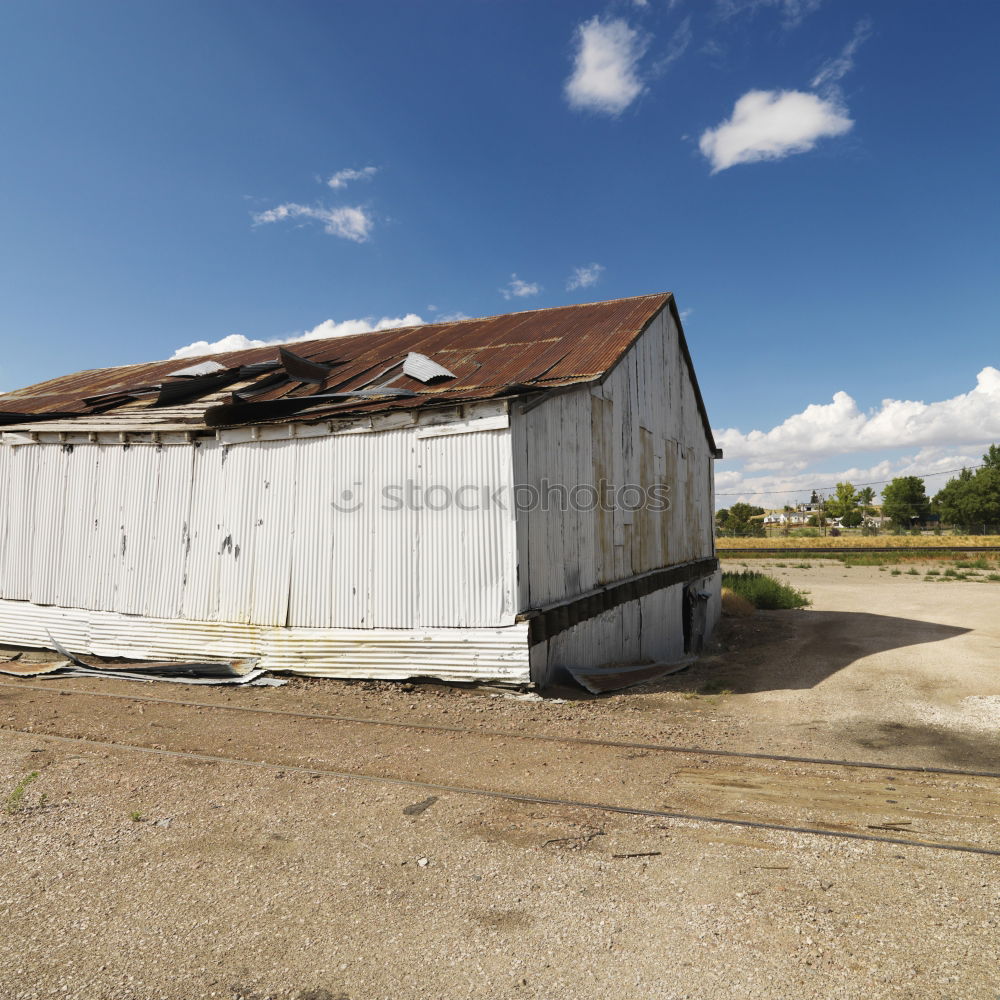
720, 587, 755, 617
721, 571, 810, 609
717, 535, 1000, 551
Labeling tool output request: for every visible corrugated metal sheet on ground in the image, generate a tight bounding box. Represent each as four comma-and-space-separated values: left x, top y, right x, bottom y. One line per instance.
0, 599, 531, 683
567, 658, 694, 695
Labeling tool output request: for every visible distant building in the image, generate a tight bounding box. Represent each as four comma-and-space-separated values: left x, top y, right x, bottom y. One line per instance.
763, 511, 813, 527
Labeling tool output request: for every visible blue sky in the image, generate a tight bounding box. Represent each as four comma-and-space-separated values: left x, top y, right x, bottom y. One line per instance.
1, 0, 998, 503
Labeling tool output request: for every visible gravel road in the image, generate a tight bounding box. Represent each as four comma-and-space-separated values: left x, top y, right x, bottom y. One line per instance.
0, 565, 996, 1000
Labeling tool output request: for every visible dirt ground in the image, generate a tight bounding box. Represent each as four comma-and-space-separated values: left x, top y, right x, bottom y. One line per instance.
0, 563, 997, 1000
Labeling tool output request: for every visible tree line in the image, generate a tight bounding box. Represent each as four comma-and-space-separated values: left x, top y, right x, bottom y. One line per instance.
716, 444, 1000, 535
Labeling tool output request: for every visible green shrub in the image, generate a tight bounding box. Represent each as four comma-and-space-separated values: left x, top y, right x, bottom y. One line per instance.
955, 558, 990, 570
843, 553, 888, 566
721, 571, 810, 610
5, 772, 40, 814
789, 527, 821, 538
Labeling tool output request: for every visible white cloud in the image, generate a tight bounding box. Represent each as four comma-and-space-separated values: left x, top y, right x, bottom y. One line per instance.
653, 16, 692, 73
811, 18, 872, 90
715, 0, 823, 29
327, 166, 378, 189
565, 17, 648, 115
712, 368, 1000, 508
500, 274, 541, 300
252, 203, 374, 242
699, 89, 852, 172
170, 313, 425, 359
715, 447, 991, 509
566, 263, 605, 291
715, 368, 1000, 467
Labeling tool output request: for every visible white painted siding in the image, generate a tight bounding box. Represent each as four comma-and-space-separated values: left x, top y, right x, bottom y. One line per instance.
539, 584, 686, 672
530, 567, 721, 682
512, 306, 716, 611
0, 417, 518, 632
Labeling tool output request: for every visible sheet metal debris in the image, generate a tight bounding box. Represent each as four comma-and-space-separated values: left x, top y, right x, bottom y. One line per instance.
278, 346, 335, 384
402, 352, 456, 383
0, 637, 283, 686
155, 369, 239, 407
566, 658, 695, 695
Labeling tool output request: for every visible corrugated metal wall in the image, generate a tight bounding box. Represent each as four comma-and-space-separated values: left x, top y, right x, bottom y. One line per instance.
0, 597, 530, 683
526, 569, 721, 682
512, 306, 716, 611
0, 420, 518, 631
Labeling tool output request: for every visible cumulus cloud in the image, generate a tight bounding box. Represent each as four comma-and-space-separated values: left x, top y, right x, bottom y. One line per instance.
565, 17, 648, 115
715, 368, 1000, 467
699, 89, 852, 172
811, 18, 872, 90
500, 274, 541, 300
715, 447, 991, 509
714, 369, 1000, 507
252, 203, 374, 242
567, 263, 605, 291
327, 166, 378, 189
170, 313, 424, 359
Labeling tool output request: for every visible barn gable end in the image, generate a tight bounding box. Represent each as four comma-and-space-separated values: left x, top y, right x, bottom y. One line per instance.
511, 300, 720, 686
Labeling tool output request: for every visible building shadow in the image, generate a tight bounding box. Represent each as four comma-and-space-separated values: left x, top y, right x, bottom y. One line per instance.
692, 609, 971, 695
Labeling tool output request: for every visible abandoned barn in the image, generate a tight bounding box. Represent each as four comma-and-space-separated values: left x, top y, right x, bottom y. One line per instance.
0, 293, 721, 687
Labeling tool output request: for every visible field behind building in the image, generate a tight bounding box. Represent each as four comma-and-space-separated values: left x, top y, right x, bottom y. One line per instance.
717, 533, 1000, 551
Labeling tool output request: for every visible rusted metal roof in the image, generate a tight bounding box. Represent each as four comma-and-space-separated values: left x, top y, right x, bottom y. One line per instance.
0, 293, 716, 449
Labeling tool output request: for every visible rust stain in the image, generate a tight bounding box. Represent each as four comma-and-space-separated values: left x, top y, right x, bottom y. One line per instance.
1, 294, 673, 429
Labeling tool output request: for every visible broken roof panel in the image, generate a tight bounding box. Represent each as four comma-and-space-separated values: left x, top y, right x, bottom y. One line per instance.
402, 352, 456, 383
278, 346, 337, 384
0, 294, 715, 449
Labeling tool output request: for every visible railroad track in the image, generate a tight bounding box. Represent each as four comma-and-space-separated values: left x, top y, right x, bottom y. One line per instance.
1, 681, 997, 858
2, 679, 997, 779
718, 546, 1000, 555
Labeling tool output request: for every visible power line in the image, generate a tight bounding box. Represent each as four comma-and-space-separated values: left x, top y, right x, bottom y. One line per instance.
716, 464, 984, 498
